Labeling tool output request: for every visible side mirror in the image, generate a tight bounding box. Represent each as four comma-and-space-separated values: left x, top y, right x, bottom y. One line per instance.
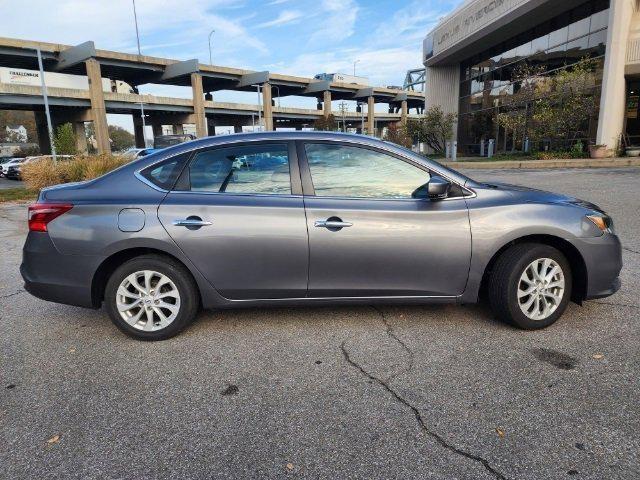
427, 176, 451, 200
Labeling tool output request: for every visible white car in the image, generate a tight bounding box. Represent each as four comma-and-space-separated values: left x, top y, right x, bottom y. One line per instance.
5, 155, 74, 180
0, 158, 25, 178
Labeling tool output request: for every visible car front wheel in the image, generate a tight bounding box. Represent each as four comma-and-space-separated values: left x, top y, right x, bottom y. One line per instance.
488, 243, 572, 329
105, 254, 199, 340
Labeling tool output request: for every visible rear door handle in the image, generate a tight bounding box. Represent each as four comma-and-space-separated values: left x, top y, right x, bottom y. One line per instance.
173, 217, 212, 229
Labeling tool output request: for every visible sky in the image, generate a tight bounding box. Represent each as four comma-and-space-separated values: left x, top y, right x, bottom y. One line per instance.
0, 0, 458, 131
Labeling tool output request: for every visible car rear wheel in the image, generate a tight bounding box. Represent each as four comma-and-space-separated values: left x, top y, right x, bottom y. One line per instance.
488, 243, 572, 329
105, 254, 199, 340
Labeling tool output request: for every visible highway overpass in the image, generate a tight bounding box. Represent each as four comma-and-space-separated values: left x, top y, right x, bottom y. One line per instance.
0, 37, 425, 154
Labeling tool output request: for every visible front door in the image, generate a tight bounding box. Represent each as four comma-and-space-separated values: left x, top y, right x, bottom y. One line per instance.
299, 141, 471, 298
158, 141, 308, 299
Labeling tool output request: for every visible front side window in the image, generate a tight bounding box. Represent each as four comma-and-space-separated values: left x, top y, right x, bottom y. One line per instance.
305, 143, 429, 199
187, 143, 291, 195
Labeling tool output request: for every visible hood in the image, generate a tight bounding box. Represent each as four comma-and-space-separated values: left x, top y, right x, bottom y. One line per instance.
482, 182, 605, 213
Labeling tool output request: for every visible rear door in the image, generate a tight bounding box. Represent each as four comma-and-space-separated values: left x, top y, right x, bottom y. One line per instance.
299, 141, 472, 298
157, 141, 308, 300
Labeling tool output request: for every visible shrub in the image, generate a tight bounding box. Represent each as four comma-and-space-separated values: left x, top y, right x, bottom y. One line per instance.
22, 154, 130, 190
533, 150, 586, 160
405, 106, 456, 154
53, 123, 77, 155
383, 122, 413, 148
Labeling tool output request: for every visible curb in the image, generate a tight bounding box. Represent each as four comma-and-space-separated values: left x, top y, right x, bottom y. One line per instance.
441, 158, 640, 169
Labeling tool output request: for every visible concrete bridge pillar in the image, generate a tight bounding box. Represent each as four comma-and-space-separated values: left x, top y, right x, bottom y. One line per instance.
323, 90, 332, 118
191, 73, 208, 138
400, 100, 408, 125
152, 123, 163, 139
367, 96, 375, 136
233, 124, 243, 134
85, 58, 111, 154
73, 122, 88, 154
173, 124, 184, 135
133, 116, 145, 148
207, 118, 216, 136
262, 82, 273, 131
34, 111, 52, 154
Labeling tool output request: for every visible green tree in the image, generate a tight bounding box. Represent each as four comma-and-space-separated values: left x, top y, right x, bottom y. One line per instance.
108, 125, 135, 152
53, 123, 77, 155
383, 122, 413, 148
405, 106, 456, 154
497, 57, 599, 151
313, 114, 338, 131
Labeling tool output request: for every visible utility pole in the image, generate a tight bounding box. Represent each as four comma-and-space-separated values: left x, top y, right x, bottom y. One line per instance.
338, 101, 348, 133
36, 48, 56, 160
353, 59, 360, 77
132, 0, 148, 147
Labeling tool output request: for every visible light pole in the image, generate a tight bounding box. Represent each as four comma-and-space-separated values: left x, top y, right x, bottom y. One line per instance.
353, 59, 360, 77
208, 29, 215, 65
132, 0, 148, 147
36, 48, 56, 160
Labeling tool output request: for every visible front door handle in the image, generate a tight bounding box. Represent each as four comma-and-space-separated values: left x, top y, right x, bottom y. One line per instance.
173, 216, 212, 230
314, 217, 353, 230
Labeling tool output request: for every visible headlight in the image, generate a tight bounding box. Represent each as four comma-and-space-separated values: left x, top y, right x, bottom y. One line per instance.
586, 213, 614, 234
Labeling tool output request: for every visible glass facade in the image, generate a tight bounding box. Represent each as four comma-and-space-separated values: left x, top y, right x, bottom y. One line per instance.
457, 0, 610, 155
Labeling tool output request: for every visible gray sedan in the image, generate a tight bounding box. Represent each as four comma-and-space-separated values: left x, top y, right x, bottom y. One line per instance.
21, 132, 622, 340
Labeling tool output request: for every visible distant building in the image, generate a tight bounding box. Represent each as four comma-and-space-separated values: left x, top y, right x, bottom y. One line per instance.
5, 124, 27, 142
423, 0, 636, 155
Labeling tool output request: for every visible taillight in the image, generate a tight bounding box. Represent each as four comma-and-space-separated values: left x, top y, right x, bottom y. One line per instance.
28, 203, 73, 232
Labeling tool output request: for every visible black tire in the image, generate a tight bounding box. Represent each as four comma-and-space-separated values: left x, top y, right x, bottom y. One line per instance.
488, 243, 572, 330
105, 254, 199, 340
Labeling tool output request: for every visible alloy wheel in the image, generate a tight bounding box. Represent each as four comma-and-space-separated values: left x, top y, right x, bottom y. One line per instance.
517, 258, 565, 321
116, 270, 181, 331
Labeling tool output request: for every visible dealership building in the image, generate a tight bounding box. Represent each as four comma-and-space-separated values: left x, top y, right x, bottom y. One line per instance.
423, 0, 639, 155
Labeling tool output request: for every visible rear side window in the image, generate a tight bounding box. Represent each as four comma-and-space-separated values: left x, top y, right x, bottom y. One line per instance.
186, 143, 291, 195
139, 153, 189, 190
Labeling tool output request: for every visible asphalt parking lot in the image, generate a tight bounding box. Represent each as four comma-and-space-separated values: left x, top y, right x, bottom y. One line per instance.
1, 167, 639, 479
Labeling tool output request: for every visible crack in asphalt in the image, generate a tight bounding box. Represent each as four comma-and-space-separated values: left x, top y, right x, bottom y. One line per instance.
0, 289, 24, 300
371, 306, 414, 382
340, 342, 508, 480
623, 246, 640, 255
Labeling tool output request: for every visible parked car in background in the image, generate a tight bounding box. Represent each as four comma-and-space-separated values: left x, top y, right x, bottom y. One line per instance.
122, 148, 159, 160
0, 157, 14, 171
0, 158, 25, 178
153, 134, 195, 149
6, 155, 73, 180
21, 132, 622, 341
0, 157, 24, 177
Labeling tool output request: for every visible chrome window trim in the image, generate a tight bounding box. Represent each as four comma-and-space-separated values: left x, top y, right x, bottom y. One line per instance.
134, 170, 169, 193
169, 190, 303, 199
133, 134, 475, 200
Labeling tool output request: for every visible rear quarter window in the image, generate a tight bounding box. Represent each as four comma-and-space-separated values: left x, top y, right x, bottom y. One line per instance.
139, 152, 189, 190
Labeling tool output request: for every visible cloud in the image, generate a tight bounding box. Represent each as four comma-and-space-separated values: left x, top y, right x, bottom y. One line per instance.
0, 0, 267, 59
257, 10, 303, 28
308, 0, 359, 45
268, 0, 290, 4
369, 0, 446, 47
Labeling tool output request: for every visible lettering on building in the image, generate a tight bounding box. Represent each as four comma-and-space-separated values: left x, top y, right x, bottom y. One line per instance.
437, 0, 506, 47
